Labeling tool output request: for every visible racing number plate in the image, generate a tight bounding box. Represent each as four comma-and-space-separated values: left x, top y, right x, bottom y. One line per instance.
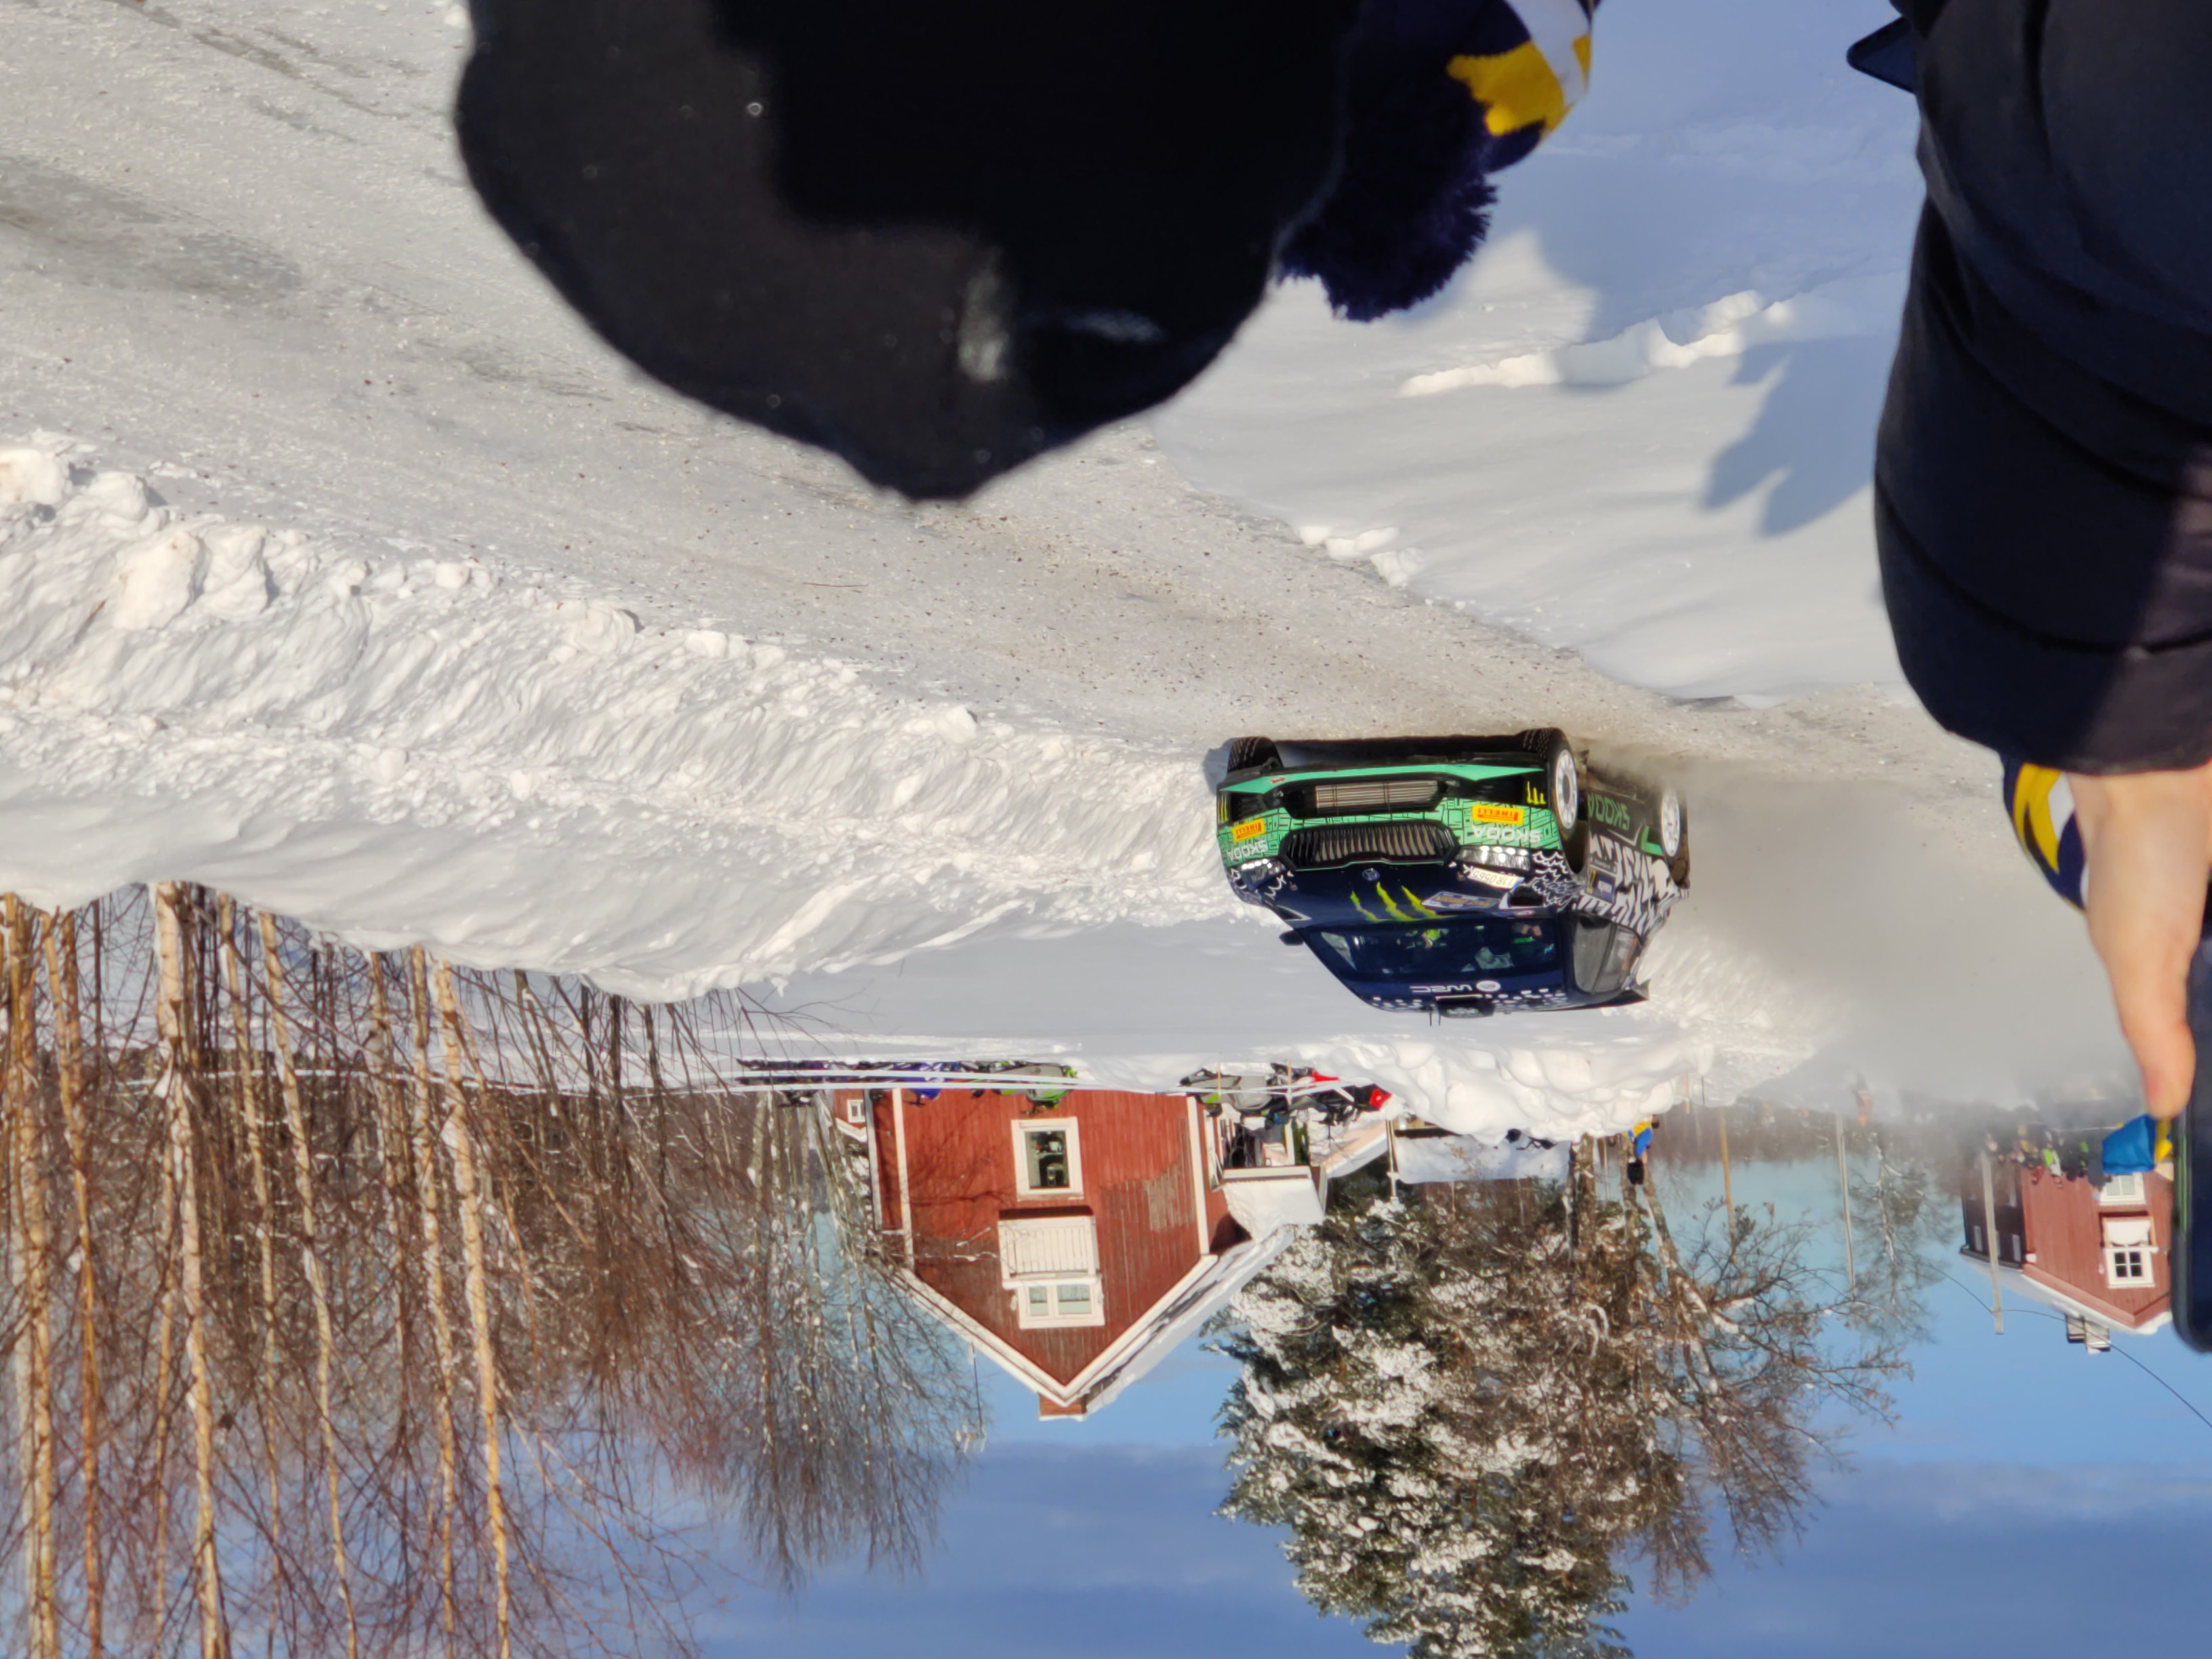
1230, 817, 1269, 845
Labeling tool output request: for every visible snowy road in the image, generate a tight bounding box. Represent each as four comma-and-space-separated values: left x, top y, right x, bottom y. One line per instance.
0, 0, 2131, 1124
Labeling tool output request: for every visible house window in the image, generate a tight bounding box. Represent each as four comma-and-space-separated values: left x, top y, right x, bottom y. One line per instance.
2102, 1216, 2156, 1286
1018, 1279, 1103, 1327
999, 1214, 1105, 1328
1013, 1119, 1082, 1197
2100, 1172, 2146, 1205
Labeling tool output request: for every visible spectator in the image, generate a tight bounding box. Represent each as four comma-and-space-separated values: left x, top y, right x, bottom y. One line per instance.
1873, 0, 2212, 1115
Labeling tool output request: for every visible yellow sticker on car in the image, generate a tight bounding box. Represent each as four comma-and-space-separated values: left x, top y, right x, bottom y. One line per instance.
1230, 817, 1269, 844
1469, 803, 1527, 826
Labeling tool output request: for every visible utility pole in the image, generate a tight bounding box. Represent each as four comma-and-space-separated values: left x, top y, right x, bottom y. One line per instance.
1835, 1109, 1856, 1294
891, 1086, 915, 1269
1979, 1149, 2005, 1334
1713, 1082, 1734, 1258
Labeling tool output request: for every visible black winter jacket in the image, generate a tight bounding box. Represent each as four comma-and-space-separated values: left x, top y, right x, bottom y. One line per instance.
1877, 0, 2212, 773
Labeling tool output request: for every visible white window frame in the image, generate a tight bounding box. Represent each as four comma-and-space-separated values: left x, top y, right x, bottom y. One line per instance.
1013, 1276, 1107, 1329
1012, 1118, 1083, 1199
999, 1213, 1105, 1328
2102, 1215, 2155, 1286
2106, 1246, 2152, 1286
2100, 1172, 2146, 1204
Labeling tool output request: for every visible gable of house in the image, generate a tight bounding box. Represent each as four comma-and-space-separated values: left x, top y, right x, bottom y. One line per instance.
866, 1087, 1239, 1390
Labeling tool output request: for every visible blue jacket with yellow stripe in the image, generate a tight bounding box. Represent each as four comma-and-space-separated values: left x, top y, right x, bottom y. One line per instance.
1284, 0, 1597, 319
2003, 760, 2089, 911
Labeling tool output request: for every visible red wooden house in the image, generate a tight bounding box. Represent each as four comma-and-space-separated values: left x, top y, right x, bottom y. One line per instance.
1962, 1155, 2171, 1342
842, 1085, 1301, 1418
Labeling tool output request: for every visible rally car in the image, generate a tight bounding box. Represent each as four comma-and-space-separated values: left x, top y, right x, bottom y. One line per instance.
1216, 731, 1688, 1016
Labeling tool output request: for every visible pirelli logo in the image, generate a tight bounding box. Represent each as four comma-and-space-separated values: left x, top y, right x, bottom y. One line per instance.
1230, 817, 1269, 844
1468, 803, 1527, 827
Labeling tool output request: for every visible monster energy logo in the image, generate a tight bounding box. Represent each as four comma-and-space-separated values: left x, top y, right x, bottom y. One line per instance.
1351, 884, 1450, 924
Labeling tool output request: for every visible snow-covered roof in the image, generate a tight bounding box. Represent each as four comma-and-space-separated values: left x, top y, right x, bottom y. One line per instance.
1392, 1130, 1571, 1186
1969, 1254, 2172, 1338
1223, 1168, 1327, 1234
1078, 1227, 1303, 1416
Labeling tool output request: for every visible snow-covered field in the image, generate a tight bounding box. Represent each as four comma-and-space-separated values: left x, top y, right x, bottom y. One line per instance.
0, 1, 2133, 1132
1155, 0, 1923, 703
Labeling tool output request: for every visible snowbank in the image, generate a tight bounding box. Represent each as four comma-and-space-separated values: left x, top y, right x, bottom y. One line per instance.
0, 438, 1233, 994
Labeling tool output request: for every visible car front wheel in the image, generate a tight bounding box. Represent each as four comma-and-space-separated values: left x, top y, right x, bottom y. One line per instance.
1227, 736, 1281, 776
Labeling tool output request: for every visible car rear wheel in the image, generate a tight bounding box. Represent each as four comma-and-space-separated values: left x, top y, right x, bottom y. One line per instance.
1227, 736, 1281, 775
1658, 785, 1690, 886
1518, 729, 1586, 871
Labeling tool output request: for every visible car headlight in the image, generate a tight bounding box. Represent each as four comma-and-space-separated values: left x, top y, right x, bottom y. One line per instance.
1227, 857, 1288, 903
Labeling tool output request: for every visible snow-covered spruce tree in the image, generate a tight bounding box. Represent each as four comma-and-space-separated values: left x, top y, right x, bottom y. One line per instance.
1214, 1186, 1647, 1659
1213, 1171, 1903, 1658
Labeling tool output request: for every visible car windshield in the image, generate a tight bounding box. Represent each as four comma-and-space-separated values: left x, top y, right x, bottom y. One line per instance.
1308, 918, 1559, 982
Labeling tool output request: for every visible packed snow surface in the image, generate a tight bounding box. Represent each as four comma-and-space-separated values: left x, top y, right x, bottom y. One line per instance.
1153, 0, 1923, 703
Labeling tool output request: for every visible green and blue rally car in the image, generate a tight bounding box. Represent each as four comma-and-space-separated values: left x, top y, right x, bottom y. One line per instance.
1216, 731, 1689, 1016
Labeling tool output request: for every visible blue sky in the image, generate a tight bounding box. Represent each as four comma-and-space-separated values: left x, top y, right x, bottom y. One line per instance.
699, 1160, 2212, 1658
698, 1442, 1377, 1659
1614, 1267, 2212, 1656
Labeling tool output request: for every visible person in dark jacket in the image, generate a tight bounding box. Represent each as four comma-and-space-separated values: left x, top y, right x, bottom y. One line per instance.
1874, 0, 2212, 1115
